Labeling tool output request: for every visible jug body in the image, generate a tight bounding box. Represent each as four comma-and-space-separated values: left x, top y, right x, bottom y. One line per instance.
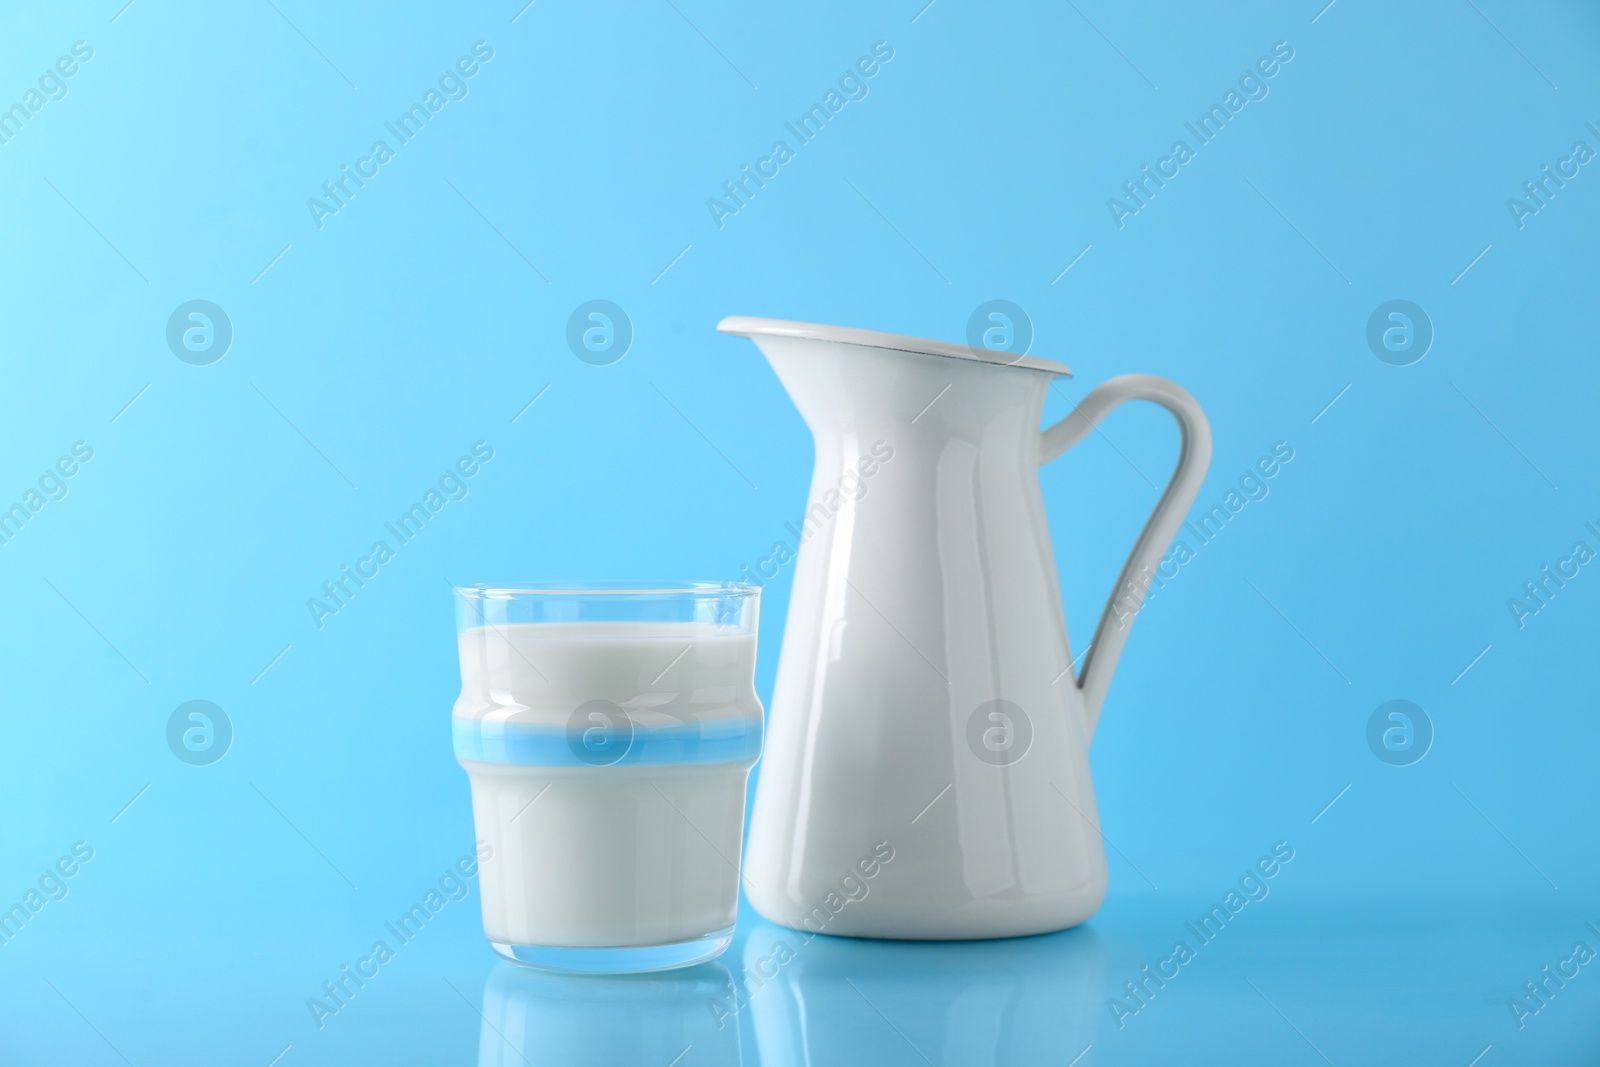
724, 318, 1211, 941
736, 327, 1105, 939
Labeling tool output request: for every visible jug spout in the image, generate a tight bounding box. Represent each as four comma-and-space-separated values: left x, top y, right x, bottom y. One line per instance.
716, 315, 1070, 439
716, 317, 1072, 377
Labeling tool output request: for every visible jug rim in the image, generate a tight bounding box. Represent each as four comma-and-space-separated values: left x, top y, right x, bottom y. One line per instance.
717, 316, 1072, 377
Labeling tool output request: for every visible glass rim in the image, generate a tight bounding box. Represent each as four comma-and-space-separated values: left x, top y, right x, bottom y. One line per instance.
452, 580, 759, 599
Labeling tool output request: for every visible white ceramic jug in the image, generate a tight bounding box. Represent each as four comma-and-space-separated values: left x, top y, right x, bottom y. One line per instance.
720, 317, 1211, 940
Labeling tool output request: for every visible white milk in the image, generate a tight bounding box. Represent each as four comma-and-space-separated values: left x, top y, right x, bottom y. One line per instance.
454, 623, 763, 950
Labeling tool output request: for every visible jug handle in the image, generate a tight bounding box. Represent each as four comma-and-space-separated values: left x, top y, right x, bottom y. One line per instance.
1039, 374, 1212, 741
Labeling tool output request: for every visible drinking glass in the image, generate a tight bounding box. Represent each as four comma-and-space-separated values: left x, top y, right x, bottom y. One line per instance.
453, 582, 763, 973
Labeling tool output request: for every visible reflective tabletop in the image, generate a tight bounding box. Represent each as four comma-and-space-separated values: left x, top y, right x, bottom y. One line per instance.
5, 891, 1594, 1065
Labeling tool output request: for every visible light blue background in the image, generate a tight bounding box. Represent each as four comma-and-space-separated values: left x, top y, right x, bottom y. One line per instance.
1, 0, 1597, 1063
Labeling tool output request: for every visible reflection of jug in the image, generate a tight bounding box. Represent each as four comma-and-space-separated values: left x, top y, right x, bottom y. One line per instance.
720, 318, 1211, 939
741, 918, 1106, 1066
476, 961, 741, 1067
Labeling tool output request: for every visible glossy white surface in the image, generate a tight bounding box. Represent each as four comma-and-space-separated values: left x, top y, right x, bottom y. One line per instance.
721, 317, 1211, 940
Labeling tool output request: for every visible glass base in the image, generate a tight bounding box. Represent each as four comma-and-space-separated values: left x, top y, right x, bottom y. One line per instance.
489, 925, 735, 974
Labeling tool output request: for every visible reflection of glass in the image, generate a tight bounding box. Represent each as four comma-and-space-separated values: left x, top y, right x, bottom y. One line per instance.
477, 961, 743, 1067
453, 583, 763, 973
742, 921, 1106, 1066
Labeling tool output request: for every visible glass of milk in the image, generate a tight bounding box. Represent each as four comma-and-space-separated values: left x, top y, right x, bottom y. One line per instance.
453, 582, 763, 973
